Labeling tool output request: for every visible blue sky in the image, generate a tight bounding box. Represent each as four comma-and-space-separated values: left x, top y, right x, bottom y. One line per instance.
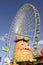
0, 0, 43, 65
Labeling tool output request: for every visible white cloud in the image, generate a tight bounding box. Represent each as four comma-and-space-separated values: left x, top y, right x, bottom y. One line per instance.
30, 40, 43, 48
38, 40, 43, 45
0, 33, 8, 41
0, 36, 5, 41
4, 33, 8, 39
31, 40, 43, 45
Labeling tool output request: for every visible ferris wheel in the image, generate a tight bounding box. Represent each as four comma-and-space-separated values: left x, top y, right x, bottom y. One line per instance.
6, 4, 40, 61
